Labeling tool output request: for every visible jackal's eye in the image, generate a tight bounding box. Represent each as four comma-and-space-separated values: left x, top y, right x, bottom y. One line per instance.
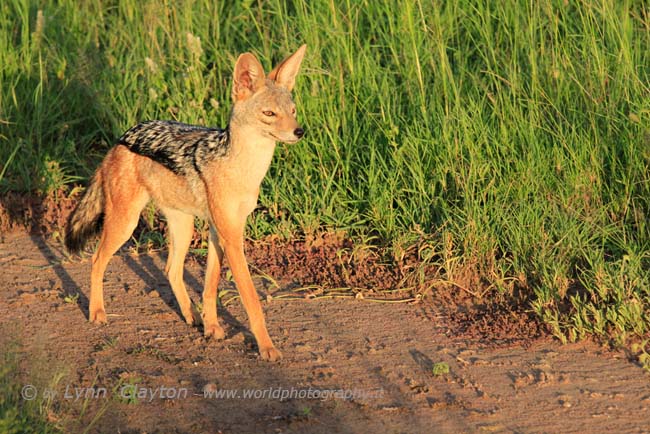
291, 107, 296, 115
262, 110, 275, 117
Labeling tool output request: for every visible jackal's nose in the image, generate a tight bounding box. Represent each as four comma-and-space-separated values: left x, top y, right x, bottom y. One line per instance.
293, 128, 305, 139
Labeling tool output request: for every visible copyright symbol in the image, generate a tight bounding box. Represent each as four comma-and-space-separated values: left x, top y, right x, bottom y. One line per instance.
22, 384, 38, 401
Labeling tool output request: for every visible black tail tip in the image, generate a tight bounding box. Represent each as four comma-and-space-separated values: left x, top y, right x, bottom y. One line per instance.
64, 230, 85, 255
64, 214, 104, 255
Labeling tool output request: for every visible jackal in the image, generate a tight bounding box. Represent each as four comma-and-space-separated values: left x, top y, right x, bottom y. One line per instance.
65, 45, 307, 361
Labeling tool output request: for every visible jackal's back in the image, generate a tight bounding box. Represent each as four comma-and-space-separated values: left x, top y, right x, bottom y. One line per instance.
117, 120, 230, 175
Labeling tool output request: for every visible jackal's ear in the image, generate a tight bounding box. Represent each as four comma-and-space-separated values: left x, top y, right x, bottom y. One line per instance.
232, 53, 266, 101
267, 44, 307, 92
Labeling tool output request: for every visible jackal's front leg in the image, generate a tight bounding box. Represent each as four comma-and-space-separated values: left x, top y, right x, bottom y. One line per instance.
202, 226, 225, 340
212, 208, 281, 361
227, 241, 281, 361
162, 208, 201, 326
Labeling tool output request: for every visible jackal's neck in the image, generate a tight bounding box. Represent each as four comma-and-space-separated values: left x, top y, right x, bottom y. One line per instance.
224, 119, 277, 186
227, 121, 277, 156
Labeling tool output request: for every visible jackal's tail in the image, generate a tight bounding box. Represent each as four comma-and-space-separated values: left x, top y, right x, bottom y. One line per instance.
65, 171, 105, 254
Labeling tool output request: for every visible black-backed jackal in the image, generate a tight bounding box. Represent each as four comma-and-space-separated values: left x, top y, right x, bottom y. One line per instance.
65, 45, 307, 361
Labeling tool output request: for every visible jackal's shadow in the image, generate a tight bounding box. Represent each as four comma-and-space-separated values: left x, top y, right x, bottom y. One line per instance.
122, 252, 248, 337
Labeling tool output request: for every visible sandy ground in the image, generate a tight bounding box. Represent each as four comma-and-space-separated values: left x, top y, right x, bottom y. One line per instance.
1, 232, 649, 433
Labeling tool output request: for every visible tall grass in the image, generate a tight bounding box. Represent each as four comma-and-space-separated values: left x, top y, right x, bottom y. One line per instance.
0, 0, 649, 344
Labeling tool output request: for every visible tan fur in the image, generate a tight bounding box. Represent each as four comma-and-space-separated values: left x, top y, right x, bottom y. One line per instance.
74, 45, 307, 361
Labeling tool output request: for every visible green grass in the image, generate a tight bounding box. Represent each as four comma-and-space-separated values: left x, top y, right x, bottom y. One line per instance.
432, 362, 450, 377
1, 0, 649, 347
0, 341, 62, 433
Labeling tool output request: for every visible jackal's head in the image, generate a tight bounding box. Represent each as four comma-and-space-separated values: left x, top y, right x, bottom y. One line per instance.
230, 45, 307, 144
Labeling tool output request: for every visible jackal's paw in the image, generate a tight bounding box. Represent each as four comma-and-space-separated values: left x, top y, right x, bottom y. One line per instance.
182, 306, 202, 326
204, 323, 226, 340
89, 309, 107, 324
203, 324, 226, 341
259, 346, 283, 362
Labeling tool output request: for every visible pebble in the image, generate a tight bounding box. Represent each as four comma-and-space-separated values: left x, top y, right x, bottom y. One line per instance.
203, 383, 218, 394
19, 292, 37, 302
295, 343, 312, 352
229, 332, 245, 344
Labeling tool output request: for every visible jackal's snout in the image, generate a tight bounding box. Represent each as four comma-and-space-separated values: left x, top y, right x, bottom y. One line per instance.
263, 109, 304, 143
274, 127, 305, 144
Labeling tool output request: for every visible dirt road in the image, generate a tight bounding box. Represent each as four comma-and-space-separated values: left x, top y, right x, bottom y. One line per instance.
1, 233, 648, 433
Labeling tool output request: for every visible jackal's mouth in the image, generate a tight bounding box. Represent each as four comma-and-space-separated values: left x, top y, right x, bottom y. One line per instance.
269, 132, 300, 144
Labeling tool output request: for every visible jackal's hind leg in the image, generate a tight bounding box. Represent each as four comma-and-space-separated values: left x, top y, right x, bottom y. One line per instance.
90, 187, 149, 324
